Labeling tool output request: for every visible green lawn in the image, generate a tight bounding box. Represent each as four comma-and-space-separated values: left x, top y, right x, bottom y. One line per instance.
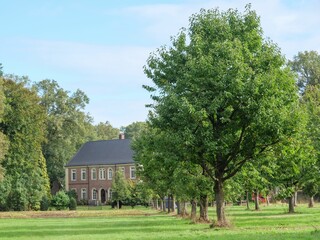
1, 204, 320, 239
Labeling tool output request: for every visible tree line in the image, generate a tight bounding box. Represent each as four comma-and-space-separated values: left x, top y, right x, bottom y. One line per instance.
0, 67, 143, 210
132, 5, 320, 227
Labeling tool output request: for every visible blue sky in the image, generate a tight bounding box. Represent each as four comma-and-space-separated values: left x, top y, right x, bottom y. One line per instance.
1, 0, 319, 128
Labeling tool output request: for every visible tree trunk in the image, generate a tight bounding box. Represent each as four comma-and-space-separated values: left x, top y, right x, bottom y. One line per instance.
176, 201, 181, 215
266, 194, 270, 206
181, 201, 188, 217
155, 198, 159, 210
294, 191, 298, 206
246, 191, 250, 210
171, 195, 175, 213
199, 194, 209, 222
167, 195, 171, 213
214, 179, 228, 226
309, 196, 314, 208
254, 190, 260, 211
117, 200, 120, 209
162, 197, 166, 212
190, 199, 197, 223
288, 195, 295, 213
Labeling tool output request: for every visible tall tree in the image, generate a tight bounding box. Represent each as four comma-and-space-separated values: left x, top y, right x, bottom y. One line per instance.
289, 51, 320, 94
0, 74, 8, 181
0, 77, 50, 210
94, 121, 119, 140
111, 169, 130, 208
123, 121, 147, 139
33, 79, 92, 192
143, 6, 298, 226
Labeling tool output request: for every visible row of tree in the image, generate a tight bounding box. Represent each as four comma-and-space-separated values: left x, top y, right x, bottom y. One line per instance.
132, 5, 320, 227
0, 65, 143, 210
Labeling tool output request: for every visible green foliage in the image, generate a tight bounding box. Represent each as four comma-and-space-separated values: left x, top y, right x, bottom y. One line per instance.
33, 79, 93, 189
142, 5, 298, 223
124, 121, 147, 139
289, 51, 320, 93
111, 170, 130, 206
40, 195, 50, 211
51, 191, 70, 210
0, 77, 50, 211
69, 197, 77, 210
94, 121, 119, 140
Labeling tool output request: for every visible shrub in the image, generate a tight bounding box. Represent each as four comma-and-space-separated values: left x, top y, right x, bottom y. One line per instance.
51, 191, 70, 210
69, 197, 77, 210
40, 196, 50, 211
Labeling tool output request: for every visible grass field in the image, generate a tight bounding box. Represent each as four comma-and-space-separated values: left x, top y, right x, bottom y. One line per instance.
1, 204, 320, 239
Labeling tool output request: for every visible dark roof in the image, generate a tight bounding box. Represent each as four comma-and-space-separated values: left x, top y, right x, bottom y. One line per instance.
65, 139, 134, 167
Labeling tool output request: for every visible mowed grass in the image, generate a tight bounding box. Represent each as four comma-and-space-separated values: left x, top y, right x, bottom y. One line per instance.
1, 204, 320, 239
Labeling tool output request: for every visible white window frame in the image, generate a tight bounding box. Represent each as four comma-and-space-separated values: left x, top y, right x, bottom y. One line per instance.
92, 188, 97, 200
130, 166, 136, 179
108, 188, 112, 200
81, 168, 86, 181
91, 168, 97, 180
108, 168, 113, 180
81, 188, 87, 200
99, 168, 106, 180
71, 169, 76, 181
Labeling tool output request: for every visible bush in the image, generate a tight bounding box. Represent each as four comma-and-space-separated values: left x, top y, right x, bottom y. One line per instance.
69, 197, 77, 210
40, 196, 50, 211
51, 191, 70, 210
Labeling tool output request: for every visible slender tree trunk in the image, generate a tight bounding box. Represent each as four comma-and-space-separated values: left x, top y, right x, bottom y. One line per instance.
171, 195, 175, 213
254, 190, 260, 211
246, 191, 250, 210
294, 191, 298, 206
162, 197, 166, 212
167, 195, 171, 213
266, 194, 270, 206
288, 195, 295, 213
155, 198, 159, 210
176, 201, 181, 215
214, 179, 228, 226
181, 201, 188, 217
309, 196, 315, 208
190, 199, 197, 223
199, 194, 209, 222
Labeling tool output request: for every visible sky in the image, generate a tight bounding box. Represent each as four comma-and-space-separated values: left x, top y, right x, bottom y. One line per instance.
0, 0, 319, 128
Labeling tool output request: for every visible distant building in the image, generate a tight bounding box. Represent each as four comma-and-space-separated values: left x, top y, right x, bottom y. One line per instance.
65, 134, 136, 204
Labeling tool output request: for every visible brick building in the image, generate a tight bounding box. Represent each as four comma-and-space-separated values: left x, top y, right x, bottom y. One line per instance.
65, 136, 136, 204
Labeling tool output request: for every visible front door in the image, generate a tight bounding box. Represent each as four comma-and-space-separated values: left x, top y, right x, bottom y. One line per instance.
101, 189, 106, 203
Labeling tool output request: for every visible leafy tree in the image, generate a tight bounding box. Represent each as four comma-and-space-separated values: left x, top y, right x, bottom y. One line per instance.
111, 170, 130, 208
33, 79, 92, 191
51, 191, 70, 210
0, 77, 50, 210
0, 76, 8, 181
123, 121, 147, 139
143, 6, 298, 226
289, 51, 320, 94
94, 121, 119, 140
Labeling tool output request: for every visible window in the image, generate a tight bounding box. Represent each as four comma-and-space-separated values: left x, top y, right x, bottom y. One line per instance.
99, 168, 106, 180
108, 168, 113, 180
92, 188, 97, 200
71, 169, 76, 181
81, 168, 86, 181
81, 188, 87, 200
119, 167, 125, 177
108, 188, 112, 200
130, 166, 136, 179
91, 168, 97, 180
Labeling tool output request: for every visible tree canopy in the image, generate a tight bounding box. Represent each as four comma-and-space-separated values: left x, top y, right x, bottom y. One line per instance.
142, 5, 299, 226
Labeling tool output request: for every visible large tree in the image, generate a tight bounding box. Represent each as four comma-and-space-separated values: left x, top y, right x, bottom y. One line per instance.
0, 76, 50, 210
33, 79, 92, 192
143, 6, 298, 226
289, 51, 320, 94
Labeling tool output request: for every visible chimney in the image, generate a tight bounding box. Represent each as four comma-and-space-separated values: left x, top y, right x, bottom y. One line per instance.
119, 133, 125, 140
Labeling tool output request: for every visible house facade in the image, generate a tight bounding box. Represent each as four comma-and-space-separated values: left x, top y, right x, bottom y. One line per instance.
65, 136, 136, 204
